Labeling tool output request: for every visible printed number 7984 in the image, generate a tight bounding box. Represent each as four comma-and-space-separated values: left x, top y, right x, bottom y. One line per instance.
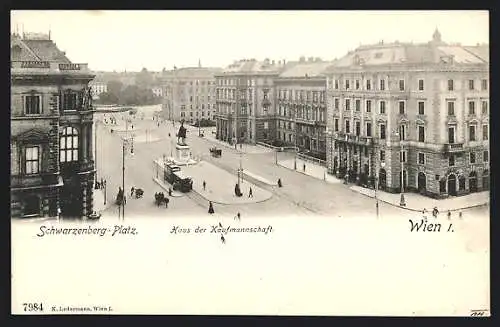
23, 303, 44, 312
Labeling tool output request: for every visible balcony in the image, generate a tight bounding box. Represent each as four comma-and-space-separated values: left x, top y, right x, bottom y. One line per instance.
444, 143, 465, 153
333, 133, 374, 146
11, 173, 61, 190
262, 98, 271, 107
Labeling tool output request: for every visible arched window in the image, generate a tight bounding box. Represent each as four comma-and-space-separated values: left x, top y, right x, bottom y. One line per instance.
60, 126, 79, 162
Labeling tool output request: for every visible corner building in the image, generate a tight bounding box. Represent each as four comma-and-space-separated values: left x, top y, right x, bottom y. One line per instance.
215, 59, 287, 145
325, 30, 489, 198
10, 33, 96, 218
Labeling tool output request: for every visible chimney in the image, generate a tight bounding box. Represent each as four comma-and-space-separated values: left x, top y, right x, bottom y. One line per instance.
299, 56, 305, 63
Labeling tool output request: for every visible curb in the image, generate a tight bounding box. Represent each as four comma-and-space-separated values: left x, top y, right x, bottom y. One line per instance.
349, 187, 489, 212
151, 177, 186, 198
243, 172, 277, 186
277, 162, 335, 184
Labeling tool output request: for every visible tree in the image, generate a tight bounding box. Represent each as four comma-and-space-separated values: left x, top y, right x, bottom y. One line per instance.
135, 68, 153, 88
107, 80, 123, 97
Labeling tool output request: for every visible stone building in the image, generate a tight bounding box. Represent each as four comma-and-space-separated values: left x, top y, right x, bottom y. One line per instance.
274, 58, 333, 159
161, 64, 221, 123
214, 58, 288, 145
10, 32, 96, 218
325, 29, 489, 198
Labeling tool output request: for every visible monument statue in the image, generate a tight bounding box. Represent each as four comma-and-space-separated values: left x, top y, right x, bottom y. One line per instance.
177, 120, 187, 145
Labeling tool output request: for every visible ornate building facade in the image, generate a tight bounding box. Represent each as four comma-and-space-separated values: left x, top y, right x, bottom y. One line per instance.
274, 58, 333, 159
161, 65, 221, 123
11, 32, 96, 218
325, 30, 489, 198
214, 59, 287, 145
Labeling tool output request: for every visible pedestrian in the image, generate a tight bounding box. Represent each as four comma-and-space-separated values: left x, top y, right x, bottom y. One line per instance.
240, 143, 242, 150
221, 235, 226, 244
208, 201, 215, 214
248, 187, 253, 198
459, 211, 463, 219
203, 180, 206, 191
447, 210, 451, 220
165, 197, 170, 208
219, 222, 223, 228
277, 178, 282, 188
303, 163, 306, 172
234, 212, 241, 221
422, 208, 428, 219
432, 206, 439, 218
130, 186, 135, 197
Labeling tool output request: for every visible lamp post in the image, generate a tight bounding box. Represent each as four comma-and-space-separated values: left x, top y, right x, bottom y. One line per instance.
120, 136, 132, 220
394, 130, 406, 207
294, 105, 298, 170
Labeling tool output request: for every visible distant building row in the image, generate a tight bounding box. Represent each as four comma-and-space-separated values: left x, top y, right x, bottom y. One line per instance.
160, 30, 489, 198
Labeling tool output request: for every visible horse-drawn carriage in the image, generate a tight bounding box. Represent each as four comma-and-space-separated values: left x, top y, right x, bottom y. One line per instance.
209, 147, 222, 157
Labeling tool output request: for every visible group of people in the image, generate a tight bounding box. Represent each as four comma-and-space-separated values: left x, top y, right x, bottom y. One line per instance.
95, 178, 106, 190
154, 192, 170, 208
422, 207, 463, 220
103, 115, 117, 125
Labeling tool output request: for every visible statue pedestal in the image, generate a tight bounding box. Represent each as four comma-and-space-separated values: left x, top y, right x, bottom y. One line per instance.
170, 143, 197, 166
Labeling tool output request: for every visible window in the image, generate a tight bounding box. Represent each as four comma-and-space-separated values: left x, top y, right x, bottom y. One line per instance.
25, 146, 40, 174
470, 152, 476, 164
469, 80, 475, 90
201, 104, 204, 109
418, 153, 425, 165
366, 122, 372, 137
447, 79, 454, 91
60, 127, 79, 163
355, 121, 360, 136
399, 101, 405, 114
418, 79, 424, 91
208, 104, 211, 110
380, 124, 386, 139
190, 112, 193, 117
335, 80, 339, 89
180, 112, 185, 117
355, 80, 360, 90
449, 155, 455, 166
469, 125, 476, 141
447, 101, 455, 116
379, 101, 386, 114
399, 125, 406, 140
468, 101, 475, 115
63, 92, 77, 111
482, 101, 488, 115
380, 150, 385, 162
483, 124, 488, 140
366, 100, 371, 112
334, 98, 339, 110
481, 79, 488, 90
345, 99, 350, 111
25, 95, 41, 115
418, 101, 425, 115
380, 79, 385, 91
345, 120, 350, 133
418, 126, 425, 142
366, 79, 371, 90
483, 150, 489, 162
334, 119, 339, 132
400, 151, 407, 163
345, 80, 350, 90
264, 122, 269, 129
399, 79, 405, 91
355, 99, 361, 111
190, 96, 193, 102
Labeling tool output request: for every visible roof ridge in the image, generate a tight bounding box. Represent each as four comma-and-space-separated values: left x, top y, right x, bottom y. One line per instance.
460, 46, 488, 63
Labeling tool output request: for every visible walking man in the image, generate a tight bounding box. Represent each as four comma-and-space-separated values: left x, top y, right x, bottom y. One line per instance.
220, 235, 226, 244
447, 210, 451, 220
248, 187, 253, 198
208, 201, 215, 214
303, 163, 306, 172
203, 180, 206, 191
130, 186, 135, 198
459, 211, 463, 219
234, 212, 241, 221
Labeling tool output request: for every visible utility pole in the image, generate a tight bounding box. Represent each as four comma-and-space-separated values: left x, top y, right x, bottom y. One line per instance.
122, 140, 125, 220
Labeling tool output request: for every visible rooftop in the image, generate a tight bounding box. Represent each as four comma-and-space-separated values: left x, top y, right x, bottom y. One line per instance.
278, 60, 335, 79
220, 58, 289, 74
326, 30, 489, 72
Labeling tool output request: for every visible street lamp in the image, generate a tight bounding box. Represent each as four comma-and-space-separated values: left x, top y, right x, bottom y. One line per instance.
394, 130, 406, 207
294, 105, 298, 170
120, 136, 133, 220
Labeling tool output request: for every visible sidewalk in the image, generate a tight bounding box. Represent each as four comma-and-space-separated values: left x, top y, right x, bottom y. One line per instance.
350, 185, 489, 212
151, 176, 188, 198
277, 158, 341, 184
192, 127, 274, 154
182, 160, 272, 205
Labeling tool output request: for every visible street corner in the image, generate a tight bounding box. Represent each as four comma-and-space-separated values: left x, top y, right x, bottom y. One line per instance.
182, 161, 273, 205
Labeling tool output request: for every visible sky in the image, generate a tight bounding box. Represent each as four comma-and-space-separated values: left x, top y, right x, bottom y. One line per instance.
11, 10, 489, 72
